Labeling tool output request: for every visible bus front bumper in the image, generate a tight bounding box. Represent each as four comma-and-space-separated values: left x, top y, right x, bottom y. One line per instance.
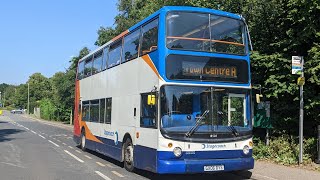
157, 157, 254, 174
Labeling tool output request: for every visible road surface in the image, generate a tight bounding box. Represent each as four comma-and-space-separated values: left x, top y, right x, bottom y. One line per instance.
1, 111, 318, 180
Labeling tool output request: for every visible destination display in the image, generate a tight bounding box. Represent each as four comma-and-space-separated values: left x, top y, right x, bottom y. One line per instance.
182, 61, 237, 79
166, 54, 248, 83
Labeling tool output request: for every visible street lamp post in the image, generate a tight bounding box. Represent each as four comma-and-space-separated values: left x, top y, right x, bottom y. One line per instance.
28, 83, 30, 114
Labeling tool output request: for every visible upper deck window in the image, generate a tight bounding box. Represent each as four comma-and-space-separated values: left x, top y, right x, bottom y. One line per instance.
166, 12, 246, 55
140, 18, 158, 56
122, 29, 140, 62
84, 56, 93, 77
108, 40, 122, 68
92, 51, 103, 74
77, 61, 85, 80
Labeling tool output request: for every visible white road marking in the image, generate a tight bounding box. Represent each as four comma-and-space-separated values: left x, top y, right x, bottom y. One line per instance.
64, 150, 84, 163
25, 127, 30, 130
253, 174, 279, 180
96, 162, 106, 167
68, 146, 74, 149
48, 140, 60, 147
95, 171, 111, 180
111, 171, 124, 178
31, 130, 37, 134
75, 150, 82, 154
0, 162, 26, 169
62, 142, 67, 145
38, 135, 46, 139
84, 155, 92, 159
56, 139, 61, 142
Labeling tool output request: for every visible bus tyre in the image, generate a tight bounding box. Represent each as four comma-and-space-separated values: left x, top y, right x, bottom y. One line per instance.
123, 138, 134, 172
80, 130, 86, 151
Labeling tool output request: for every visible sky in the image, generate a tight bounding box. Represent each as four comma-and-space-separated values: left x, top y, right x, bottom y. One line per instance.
0, 0, 118, 85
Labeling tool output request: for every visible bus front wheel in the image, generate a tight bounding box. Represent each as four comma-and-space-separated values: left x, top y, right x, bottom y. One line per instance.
80, 130, 86, 151
123, 138, 134, 172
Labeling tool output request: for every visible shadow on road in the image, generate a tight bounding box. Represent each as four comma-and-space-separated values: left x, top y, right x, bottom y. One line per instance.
133, 169, 252, 180
0, 127, 25, 143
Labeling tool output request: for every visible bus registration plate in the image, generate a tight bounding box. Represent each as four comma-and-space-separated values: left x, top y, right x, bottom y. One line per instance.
204, 165, 224, 171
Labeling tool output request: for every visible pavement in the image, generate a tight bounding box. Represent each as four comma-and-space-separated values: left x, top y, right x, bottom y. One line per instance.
0, 110, 319, 180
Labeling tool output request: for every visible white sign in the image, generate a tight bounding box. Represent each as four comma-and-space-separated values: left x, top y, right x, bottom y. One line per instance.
292, 56, 303, 75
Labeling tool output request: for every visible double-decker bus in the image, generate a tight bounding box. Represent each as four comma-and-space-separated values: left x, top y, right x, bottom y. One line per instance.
73, 6, 254, 174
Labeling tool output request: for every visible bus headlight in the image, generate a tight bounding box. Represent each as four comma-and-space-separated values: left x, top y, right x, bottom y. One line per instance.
243, 145, 250, 155
173, 147, 182, 157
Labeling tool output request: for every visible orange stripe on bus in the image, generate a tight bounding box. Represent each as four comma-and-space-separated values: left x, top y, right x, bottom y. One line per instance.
80, 121, 103, 144
111, 30, 129, 42
74, 80, 81, 136
141, 55, 161, 79
167, 36, 245, 46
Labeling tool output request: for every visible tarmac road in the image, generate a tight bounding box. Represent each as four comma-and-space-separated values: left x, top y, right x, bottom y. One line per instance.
5, 110, 315, 180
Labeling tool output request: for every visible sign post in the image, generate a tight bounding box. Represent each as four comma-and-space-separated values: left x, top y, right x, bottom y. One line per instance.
292, 56, 304, 164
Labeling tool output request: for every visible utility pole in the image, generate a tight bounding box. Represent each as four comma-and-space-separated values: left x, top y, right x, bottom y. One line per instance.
27, 83, 30, 114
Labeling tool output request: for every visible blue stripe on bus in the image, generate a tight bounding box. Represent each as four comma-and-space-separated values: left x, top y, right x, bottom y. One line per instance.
96, 136, 123, 162
157, 156, 254, 174
158, 149, 253, 160
134, 145, 157, 173
148, 50, 160, 72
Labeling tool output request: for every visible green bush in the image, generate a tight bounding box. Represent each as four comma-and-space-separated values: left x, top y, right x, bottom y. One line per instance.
253, 136, 317, 165
39, 99, 57, 120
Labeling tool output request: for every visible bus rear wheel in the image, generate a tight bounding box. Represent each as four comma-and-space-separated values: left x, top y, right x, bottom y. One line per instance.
123, 138, 134, 172
80, 130, 86, 151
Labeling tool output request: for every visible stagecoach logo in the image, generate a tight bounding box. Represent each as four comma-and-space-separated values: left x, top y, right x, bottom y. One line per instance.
104, 130, 119, 146
202, 144, 226, 149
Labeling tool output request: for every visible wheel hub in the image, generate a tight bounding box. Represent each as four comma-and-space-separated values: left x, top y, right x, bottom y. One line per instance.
125, 145, 133, 164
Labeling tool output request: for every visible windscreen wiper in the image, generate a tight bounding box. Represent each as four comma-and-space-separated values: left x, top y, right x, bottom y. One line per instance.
227, 125, 239, 137
185, 110, 209, 138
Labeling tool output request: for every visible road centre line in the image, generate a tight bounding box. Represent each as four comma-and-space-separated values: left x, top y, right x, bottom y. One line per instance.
68, 146, 74, 149
64, 150, 84, 163
84, 155, 92, 159
56, 139, 61, 142
62, 142, 67, 145
95, 171, 112, 180
96, 162, 106, 167
48, 140, 60, 147
25, 127, 30, 130
38, 134, 46, 139
31, 130, 37, 134
111, 171, 124, 178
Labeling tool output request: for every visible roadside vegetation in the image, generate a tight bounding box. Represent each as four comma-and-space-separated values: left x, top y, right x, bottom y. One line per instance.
0, 0, 319, 166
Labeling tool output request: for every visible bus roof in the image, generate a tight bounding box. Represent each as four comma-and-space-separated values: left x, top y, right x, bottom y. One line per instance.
79, 6, 242, 63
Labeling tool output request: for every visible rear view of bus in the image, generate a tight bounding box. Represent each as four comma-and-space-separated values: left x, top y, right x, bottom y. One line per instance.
157, 7, 253, 174
73, 6, 253, 174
